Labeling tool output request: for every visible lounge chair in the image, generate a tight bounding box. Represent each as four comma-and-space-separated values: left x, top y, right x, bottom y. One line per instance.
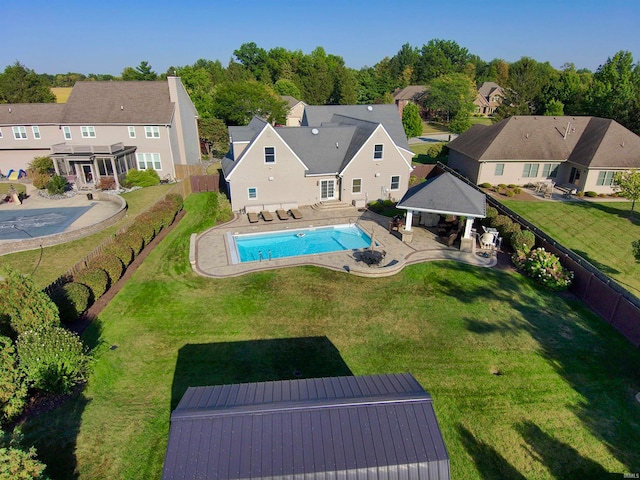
247, 212, 259, 223
289, 208, 303, 219
276, 209, 289, 220
261, 211, 274, 221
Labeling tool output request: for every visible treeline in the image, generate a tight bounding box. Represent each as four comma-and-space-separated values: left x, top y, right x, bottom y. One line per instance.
2, 40, 640, 134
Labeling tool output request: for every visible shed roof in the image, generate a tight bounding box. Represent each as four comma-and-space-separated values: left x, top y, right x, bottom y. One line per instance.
162, 373, 450, 480
397, 172, 486, 218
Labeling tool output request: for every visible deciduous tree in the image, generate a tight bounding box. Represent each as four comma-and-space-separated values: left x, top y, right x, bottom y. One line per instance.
0, 62, 55, 104
402, 103, 422, 138
423, 73, 476, 123
212, 80, 287, 125
614, 169, 640, 212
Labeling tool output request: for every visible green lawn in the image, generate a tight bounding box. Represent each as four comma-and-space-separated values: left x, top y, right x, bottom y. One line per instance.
21, 193, 640, 479
502, 199, 640, 296
1, 184, 174, 288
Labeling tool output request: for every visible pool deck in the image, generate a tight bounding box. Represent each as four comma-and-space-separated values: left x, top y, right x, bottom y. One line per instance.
192, 205, 496, 278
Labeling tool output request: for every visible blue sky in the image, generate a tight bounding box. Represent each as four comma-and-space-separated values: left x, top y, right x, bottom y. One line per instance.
2, 0, 639, 76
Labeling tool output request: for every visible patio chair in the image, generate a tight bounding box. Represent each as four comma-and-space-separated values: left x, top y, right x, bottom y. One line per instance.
276, 209, 289, 220
247, 212, 259, 223
289, 208, 303, 219
260, 211, 274, 221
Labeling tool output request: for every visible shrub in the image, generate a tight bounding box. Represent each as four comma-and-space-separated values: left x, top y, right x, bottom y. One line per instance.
368, 201, 384, 213
382, 199, 394, 207
46, 175, 68, 195
499, 221, 521, 244
31, 172, 51, 190
427, 143, 443, 159
490, 214, 511, 229
116, 230, 145, 256
483, 206, 498, 226
97, 177, 116, 190
585, 191, 598, 197
27, 156, 54, 175
73, 267, 109, 302
632, 239, 640, 263
49, 282, 91, 323
505, 190, 515, 197
123, 168, 160, 188
576, 191, 585, 197
511, 230, 536, 252
512, 247, 573, 290
17, 326, 89, 394
513, 187, 522, 194
139, 210, 165, 235
479, 182, 492, 188
498, 183, 507, 189
0, 429, 48, 480
150, 200, 178, 229
0, 337, 27, 423
87, 254, 124, 287
598, 193, 607, 197
102, 242, 134, 268
129, 221, 156, 246
0, 269, 59, 336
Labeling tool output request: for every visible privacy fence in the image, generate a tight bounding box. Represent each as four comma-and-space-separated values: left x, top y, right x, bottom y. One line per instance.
437, 162, 640, 347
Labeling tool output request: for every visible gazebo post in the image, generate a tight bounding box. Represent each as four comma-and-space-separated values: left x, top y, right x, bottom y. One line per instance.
463, 217, 474, 239
405, 210, 414, 231
460, 217, 476, 253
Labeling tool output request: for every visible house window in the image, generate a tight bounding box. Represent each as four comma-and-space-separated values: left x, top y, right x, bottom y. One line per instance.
352, 178, 362, 194
542, 163, 559, 178
96, 158, 114, 176
32, 126, 41, 140
248, 187, 257, 199
145, 126, 160, 138
522, 163, 539, 178
390, 175, 400, 190
0, 128, 3, 138
136, 153, 162, 170
62, 126, 72, 140
12, 126, 27, 140
596, 171, 616, 186
128, 126, 136, 138
81, 126, 96, 138
495, 163, 504, 176
374, 144, 383, 160
264, 146, 275, 163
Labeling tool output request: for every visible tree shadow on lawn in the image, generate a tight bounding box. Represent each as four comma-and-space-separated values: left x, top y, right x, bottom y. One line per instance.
570, 199, 640, 226
516, 421, 609, 479
170, 336, 353, 410
456, 424, 526, 480
571, 249, 621, 276
435, 262, 640, 473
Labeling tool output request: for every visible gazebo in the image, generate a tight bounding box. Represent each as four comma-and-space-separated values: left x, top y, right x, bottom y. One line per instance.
396, 172, 486, 252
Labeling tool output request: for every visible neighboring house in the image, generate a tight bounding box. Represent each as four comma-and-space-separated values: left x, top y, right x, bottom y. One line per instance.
162, 373, 450, 480
281, 95, 307, 126
0, 77, 200, 189
448, 115, 640, 194
473, 81, 504, 116
221, 104, 414, 212
393, 85, 427, 118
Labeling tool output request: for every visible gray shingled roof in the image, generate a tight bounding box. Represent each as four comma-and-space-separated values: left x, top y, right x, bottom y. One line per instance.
393, 85, 427, 101
277, 126, 356, 174
281, 95, 305, 109
60, 81, 174, 125
397, 172, 486, 217
477, 82, 503, 98
162, 373, 450, 480
302, 104, 410, 151
448, 115, 640, 170
0, 103, 65, 125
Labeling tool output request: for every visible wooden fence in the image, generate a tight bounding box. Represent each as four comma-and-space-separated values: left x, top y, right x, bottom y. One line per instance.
438, 162, 640, 347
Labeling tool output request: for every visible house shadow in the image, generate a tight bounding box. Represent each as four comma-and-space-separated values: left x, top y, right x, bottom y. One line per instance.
170, 336, 353, 409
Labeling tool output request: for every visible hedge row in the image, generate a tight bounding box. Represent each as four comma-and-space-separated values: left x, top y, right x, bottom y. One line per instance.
48, 192, 183, 323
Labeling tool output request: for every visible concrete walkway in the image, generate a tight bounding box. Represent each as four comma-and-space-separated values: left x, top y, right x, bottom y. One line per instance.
192, 205, 496, 279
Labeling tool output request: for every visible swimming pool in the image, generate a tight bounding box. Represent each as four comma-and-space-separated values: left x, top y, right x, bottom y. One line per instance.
230, 224, 373, 263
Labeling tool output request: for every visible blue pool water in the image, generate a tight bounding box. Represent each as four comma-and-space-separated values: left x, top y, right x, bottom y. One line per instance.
233, 224, 372, 262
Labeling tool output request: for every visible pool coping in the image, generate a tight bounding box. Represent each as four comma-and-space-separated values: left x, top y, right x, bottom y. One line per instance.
191, 206, 496, 278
